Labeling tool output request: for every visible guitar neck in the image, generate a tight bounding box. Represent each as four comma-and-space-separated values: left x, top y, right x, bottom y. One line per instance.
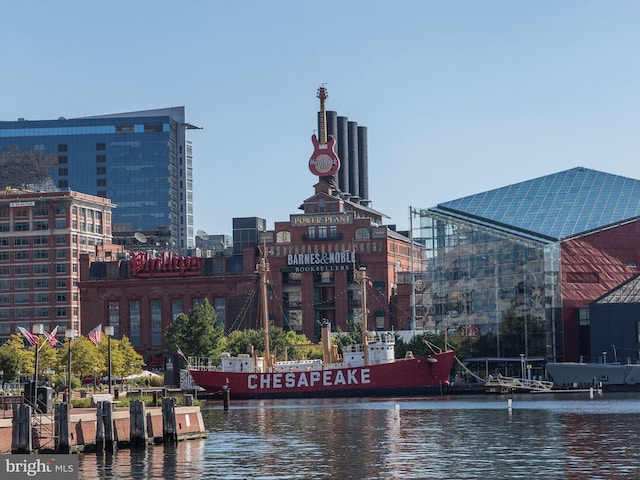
319, 98, 327, 145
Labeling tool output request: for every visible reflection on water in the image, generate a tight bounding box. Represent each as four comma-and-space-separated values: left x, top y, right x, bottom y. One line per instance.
79, 394, 640, 479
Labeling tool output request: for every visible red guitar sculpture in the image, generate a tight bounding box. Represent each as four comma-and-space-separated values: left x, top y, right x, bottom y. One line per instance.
309, 86, 340, 177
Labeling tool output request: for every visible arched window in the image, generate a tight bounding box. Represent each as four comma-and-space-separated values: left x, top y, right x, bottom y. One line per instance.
276, 231, 291, 243
355, 227, 371, 240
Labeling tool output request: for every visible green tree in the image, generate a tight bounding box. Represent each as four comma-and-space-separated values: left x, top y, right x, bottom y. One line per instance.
165, 299, 223, 360
0, 341, 22, 383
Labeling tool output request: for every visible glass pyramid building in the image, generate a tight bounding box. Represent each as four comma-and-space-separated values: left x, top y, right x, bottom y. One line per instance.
431, 167, 640, 241
410, 167, 640, 365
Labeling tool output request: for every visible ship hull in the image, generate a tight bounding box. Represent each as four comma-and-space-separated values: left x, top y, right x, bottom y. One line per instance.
189, 350, 455, 399
546, 362, 640, 390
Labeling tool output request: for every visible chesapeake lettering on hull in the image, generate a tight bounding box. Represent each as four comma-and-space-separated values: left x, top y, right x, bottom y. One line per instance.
291, 213, 354, 226
287, 251, 355, 272
248, 368, 371, 390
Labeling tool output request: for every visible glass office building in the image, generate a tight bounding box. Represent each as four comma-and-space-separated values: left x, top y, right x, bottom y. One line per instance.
0, 107, 196, 248
410, 168, 640, 364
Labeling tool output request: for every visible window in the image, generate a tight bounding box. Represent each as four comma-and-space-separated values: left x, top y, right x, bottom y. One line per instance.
276, 231, 291, 243
0, 223, 8, 232
57, 293, 67, 303
171, 299, 183, 322
34, 249, 49, 259
14, 222, 30, 232
33, 236, 49, 245
58, 180, 68, 188
35, 293, 49, 303
14, 279, 29, 289
34, 206, 48, 217
308, 227, 316, 239
14, 265, 29, 275
34, 220, 49, 230
318, 226, 327, 239
58, 144, 68, 152
55, 219, 66, 228
56, 235, 66, 244
55, 207, 65, 216
56, 263, 66, 274
97, 179, 107, 187
130, 301, 141, 346
96, 143, 106, 151
34, 279, 49, 289
96, 167, 106, 175
151, 300, 162, 346
57, 307, 67, 317
0, 252, 7, 261
14, 250, 28, 260
58, 155, 68, 164
56, 278, 67, 288
355, 227, 371, 240
58, 168, 68, 176
33, 264, 49, 274
14, 294, 29, 304
56, 249, 67, 259
35, 308, 50, 318
109, 302, 120, 338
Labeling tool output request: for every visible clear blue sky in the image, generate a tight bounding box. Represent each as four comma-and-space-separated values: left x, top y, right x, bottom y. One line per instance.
3, 1, 640, 235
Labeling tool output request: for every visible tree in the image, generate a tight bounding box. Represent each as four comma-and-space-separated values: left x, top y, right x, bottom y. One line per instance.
0, 342, 22, 383
165, 299, 223, 360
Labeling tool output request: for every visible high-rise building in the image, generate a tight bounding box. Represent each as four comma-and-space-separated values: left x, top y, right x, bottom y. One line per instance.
0, 188, 115, 340
0, 107, 198, 249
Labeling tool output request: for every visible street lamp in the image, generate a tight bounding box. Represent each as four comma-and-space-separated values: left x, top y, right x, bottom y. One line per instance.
65, 328, 76, 402
105, 326, 114, 395
29, 323, 44, 404
520, 353, 525, 380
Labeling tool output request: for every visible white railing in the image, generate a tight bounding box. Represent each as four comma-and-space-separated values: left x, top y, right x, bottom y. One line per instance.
484, 375, 554, 392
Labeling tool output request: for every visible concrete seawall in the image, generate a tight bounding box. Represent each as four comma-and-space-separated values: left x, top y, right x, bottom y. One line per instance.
0, 404, 207, 453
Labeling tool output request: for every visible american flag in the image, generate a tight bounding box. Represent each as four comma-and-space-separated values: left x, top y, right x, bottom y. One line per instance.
17, 326, 39, 346
177, 345, 187, 361
44, 325, 61, 348
88, 324, 102, 346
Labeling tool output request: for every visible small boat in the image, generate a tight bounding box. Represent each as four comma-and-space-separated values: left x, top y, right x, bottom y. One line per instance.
188, 255, 455, 399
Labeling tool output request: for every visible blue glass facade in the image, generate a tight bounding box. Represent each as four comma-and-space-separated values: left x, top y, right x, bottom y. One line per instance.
0, 107, 194, 248
411, 168, 640, 364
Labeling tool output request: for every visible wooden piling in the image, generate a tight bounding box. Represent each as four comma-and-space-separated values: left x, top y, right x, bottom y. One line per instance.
11, 403, 32, 454
129, 400, 147, 449
162, 397, 177, 445
55, 402, 72, 454
222, 384, 230, 410
96, 400, 115, 453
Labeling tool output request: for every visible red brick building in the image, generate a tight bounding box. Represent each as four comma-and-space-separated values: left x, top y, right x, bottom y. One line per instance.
79, 179, 420, 370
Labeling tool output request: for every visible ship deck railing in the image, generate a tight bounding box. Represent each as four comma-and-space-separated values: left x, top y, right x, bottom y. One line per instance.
484, 375, 554, 392
187, 357, 220, 371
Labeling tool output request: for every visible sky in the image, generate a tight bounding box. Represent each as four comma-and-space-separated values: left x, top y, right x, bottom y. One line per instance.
2, 1, 640, 235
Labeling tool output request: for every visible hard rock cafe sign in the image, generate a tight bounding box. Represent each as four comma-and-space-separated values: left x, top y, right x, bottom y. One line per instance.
130, 251, 203, 277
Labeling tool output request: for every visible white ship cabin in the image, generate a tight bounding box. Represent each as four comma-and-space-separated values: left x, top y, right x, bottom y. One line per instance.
220, 352, 259, 373
328, 331, 396, 368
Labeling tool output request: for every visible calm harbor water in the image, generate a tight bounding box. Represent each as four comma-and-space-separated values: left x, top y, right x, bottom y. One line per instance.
78, 392, 640, 479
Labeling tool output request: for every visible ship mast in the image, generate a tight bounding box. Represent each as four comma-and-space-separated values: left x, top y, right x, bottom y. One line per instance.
257, 252, 271, 371
356, 268, 369, 365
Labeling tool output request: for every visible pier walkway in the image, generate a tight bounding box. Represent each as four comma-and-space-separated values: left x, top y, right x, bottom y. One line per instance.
484, 375, 554, 393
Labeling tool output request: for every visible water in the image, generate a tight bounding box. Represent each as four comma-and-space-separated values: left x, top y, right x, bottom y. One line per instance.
78, 393, 640, 479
